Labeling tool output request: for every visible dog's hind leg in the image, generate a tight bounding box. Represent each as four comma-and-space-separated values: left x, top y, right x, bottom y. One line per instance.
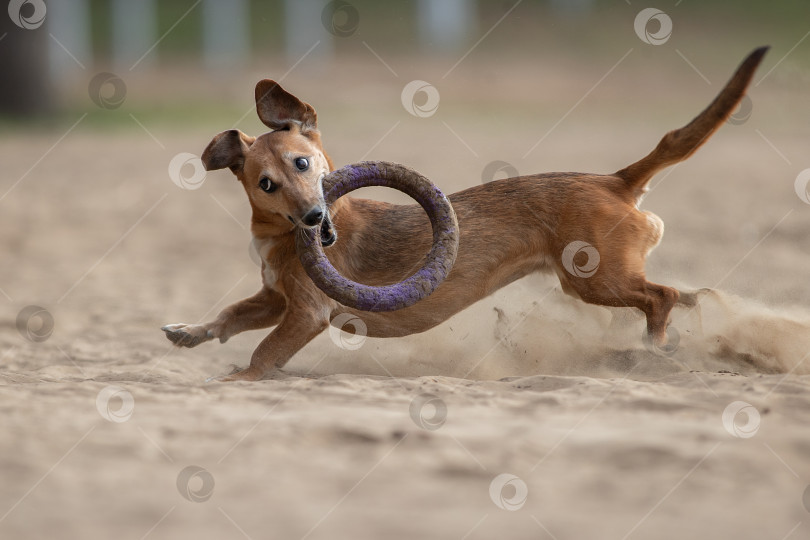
639, 281, 681, 345
562, 268, 679, 347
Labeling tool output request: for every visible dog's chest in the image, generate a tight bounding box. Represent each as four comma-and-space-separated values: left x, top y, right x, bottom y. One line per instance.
252, 236, 281, 289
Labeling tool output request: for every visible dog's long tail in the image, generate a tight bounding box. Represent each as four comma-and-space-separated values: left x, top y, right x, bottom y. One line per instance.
615, 46, 769, 195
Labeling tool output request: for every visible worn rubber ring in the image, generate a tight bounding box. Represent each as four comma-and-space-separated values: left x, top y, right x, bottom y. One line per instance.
295, 161, 459, 312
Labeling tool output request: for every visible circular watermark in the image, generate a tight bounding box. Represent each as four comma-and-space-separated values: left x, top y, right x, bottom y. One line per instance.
489, 473, 528, 511
168, 152, 207, 190
88, 72, 127, 110
409, 393, 447, 431
561, 241, 600, 278
642, 325, 680, 356
481, 160, 519, 184
727, 95, 753, 125
793, 169, 810, 204
321, 0, 359, 37
401, 80, 440, 118
328, 313, 368, 350
16, 305, 54, 343
8, 0, 46, 30
96, 385, 135, 423
802, 484, 810, 514
634, 8, 672, 46
176, 465, 215, 503
722, 401, 760, 439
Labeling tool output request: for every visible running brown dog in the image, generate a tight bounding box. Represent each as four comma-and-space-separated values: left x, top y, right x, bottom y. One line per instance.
163, 47, 768, 381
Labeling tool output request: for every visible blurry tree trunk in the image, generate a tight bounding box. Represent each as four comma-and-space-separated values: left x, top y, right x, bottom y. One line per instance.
203, 0, 249, 70
418, 0, 474, 51
0, 14, 52, 117
112, 0, 156, 70
284, 0, 331, 65
47, 0, 91, 107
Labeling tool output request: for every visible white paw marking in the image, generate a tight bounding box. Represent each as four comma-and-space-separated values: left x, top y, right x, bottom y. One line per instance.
161, 323, 212, 347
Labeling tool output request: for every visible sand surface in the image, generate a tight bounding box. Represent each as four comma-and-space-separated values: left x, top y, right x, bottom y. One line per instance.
2, 50, 810, 539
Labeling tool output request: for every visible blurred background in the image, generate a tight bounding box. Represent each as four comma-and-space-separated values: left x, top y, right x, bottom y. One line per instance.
2, 0, 809, 126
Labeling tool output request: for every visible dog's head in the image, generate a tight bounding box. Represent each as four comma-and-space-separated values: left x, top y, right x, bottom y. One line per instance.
201, 80, 336, 246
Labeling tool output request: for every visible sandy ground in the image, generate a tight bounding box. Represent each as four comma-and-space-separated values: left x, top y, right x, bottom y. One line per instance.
2, 48, 810, 539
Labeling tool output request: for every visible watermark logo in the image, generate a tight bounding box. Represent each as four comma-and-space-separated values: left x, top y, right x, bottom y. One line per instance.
16, 305, 54, 343
401, 80, 440, 118
634, 8, 672, 46
793, 169, 810, 204
802, 484, 810, 514
642, 326, 680, 356
489, 473, 528, 511
328, 313, 368, 350
722, 401, 760, 439
561, 241, 600, 278
321, 0, 359, 37
176, 466, 215, 503
727, 95, 753, 125
481, 160, 519, 184
88, 72, 127, 110
168, 152, 207, 190
409, 393, 447, 431
8, 0, 46, 30
96, 385, 135, 423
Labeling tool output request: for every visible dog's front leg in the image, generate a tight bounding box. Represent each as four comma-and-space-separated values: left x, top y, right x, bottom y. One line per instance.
217, 304, 329, 382
162, 287, 286, 348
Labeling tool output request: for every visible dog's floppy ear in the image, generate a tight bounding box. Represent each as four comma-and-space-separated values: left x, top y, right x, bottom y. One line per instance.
201, 129, 256, 174
255, 79, 318, 132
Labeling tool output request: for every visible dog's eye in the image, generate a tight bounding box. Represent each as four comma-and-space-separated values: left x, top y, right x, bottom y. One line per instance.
294, 157, 309, 171
259, 177, 277, 193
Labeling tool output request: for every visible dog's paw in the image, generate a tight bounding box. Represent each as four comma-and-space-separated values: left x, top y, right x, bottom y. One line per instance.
161, 323, 214, 348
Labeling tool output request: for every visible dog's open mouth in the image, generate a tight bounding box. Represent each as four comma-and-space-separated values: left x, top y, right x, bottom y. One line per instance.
320, 215, 337, 247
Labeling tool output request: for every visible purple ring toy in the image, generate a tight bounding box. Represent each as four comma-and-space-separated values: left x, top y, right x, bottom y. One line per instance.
295, 161, 459, 312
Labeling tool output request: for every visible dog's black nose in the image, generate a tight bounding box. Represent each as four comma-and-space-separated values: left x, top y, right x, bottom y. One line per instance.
302, 207, 324, 227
